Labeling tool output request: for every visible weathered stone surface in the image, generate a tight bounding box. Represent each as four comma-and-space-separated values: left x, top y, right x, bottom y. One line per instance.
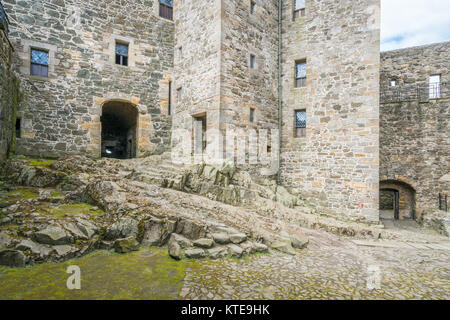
176, 219, 206, 240
227, 244, 244, 258
169, 233, 192, 249
193, 238, 214, 249
105, 217, 139, 241
230, 233, 247, 244
65, 223, 89, 241
168, 239, 182, 261
0, 249, 26, 267
185, 248, 206, 259
33, 226, 73, 245
207, 247, 228, 259
240, 241, 256, 255
140, 217, 176, 246
114, 237, 140, 254
270, 238, 296, 256
290, 234, 309, 250
53, 245, 76, 258
254, 242, 269, 253
212, 233, 231, 245
0, 231, 12, 249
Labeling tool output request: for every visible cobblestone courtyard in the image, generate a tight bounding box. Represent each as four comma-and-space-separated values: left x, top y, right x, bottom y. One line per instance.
181, 226, 450, 300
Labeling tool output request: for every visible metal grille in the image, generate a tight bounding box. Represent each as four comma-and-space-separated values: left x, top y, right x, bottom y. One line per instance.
159, 1, 173, 20
31, 49, 49, 65
381, 82, 449, 103
295, 110, 306, 128
115, 43, 129, 56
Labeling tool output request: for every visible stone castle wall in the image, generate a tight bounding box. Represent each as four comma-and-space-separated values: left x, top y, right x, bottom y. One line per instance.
220, 0, 279, 167
0, 26, 19, 162
380, 42, 450, 220
3, 0, 174, 158
171, 0, 222, 160
280, 0, 381, 223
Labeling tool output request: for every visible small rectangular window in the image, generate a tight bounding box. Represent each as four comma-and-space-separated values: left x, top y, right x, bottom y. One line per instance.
250, 108, 255, 123
160, 0, 173, 20
429, 74, 441, 99
390, 79, 397, 87
295, 110, 306, 138
295, 61, 307, 88
250, 54, 256, 69
30, 49, 49, 77
177, 87, 182, 103
178, 47, 183, 61
15, 118, 21, 138
293, 0, 305, 20
115, 43, 129, 66
168, 81, 172, 116
250, 1, 256, 14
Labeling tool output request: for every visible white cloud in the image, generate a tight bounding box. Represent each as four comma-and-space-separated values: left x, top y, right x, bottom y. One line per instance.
381, 0, 450, 51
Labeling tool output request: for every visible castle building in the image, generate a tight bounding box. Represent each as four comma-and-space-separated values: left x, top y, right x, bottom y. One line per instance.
0, 0, 448, 228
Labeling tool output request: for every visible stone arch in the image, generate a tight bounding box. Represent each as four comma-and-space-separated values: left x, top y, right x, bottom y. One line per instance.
101, 100, 138, 159
380, 180, 416, 220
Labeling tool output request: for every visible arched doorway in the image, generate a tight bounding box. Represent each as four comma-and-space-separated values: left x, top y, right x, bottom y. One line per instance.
380, 180, 416, 220
101, 101, 138, 159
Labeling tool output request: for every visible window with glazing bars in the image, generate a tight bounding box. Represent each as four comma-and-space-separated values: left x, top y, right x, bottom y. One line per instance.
30, 49, 49, 77
160, 0, 173, 20
295, 61, 306, 87
295, 110, 306, 138
293, 0, 305, 19
115, 43, 129, 66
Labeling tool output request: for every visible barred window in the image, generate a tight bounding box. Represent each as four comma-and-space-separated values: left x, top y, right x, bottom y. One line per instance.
115, 43, 129, 66
295, 61, 306, 88
295, 110, 306, 138
294, 0, 305, 20
30, 49, 49, 77
160, 0, 173, 20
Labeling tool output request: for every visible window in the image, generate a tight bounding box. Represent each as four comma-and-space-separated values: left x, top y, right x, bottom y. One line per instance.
178, 46, 183, 61
293, 0, 305, 20
15, 118, 21, 138
295, 110, 306, 138
115, 42, 129, 66
160, 0, 173, 20
250, 54, 256, 69
429, 74, 441, 99
250, 108, 255, 123
250, 1, 256, 14
295, 61, 306, 88
390, 79, 397, 87
168, 81, 172, 116
177, 87, 182, 103
30, 49, 49, 77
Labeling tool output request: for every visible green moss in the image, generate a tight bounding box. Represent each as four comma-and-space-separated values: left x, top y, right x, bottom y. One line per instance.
37, 203, 104, 219
50, 191, 64, 198
0, 247, 188, 300
22, 158, 56, 169
0, 188, 39, 204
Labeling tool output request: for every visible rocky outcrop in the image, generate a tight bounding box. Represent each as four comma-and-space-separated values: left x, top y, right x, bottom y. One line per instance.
0, 250, 26, 267
114, 237, 140, 253
33, 226, 74, 245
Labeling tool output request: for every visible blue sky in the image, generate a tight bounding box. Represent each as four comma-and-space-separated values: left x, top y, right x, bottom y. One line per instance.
381, 0, 450, 51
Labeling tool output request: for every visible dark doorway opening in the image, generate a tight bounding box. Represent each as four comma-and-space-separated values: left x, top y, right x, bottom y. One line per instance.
101, 101, 138, 159
193, 113, 207, 155
380, 188, 399, 220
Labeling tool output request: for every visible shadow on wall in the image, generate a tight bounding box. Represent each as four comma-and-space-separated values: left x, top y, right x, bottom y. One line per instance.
380, 180, 416, 220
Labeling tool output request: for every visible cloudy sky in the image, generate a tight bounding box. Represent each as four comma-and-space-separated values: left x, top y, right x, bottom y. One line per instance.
381, 0, 450, 51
